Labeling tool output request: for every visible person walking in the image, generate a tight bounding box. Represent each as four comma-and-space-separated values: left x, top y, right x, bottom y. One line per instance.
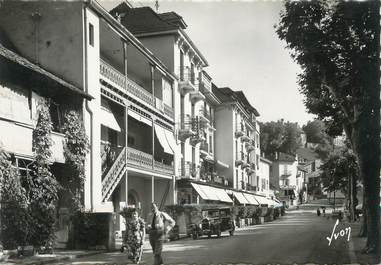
147, 203, 175, 265
120, 207, 145, 263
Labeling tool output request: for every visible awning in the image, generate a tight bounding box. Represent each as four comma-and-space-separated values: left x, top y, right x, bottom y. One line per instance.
216, 160, 229, 169
242, 193, 259, 205
164, 128, 178, 154
253, 195, 269, 205
233, 191, 250, 204
154, 124, 173, 155
198, 185, 221, 201
100, 107, 122, 132
128, 109, 152, 126
191, 183, 210, 200
191, 183, 232, 203
209, 186, 233, 203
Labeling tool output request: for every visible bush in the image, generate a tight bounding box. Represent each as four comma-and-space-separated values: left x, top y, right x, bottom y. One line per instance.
0, 150, 30, 249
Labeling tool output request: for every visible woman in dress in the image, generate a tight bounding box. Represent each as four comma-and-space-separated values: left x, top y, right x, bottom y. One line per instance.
121, 207, 146, 263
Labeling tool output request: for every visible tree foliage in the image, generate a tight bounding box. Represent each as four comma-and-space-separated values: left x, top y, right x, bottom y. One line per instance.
302, 119, 333, 159
26, 99, 59, 247
260, 120, 303, 159
276, 0, 380, 251
0, 150, 30, 249
320, 148, 358, 194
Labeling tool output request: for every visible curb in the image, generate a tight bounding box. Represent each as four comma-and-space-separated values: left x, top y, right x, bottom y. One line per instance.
7, 250, 106, 265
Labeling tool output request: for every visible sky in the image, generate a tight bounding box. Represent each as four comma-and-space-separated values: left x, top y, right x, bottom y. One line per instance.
101, 0, 316, 125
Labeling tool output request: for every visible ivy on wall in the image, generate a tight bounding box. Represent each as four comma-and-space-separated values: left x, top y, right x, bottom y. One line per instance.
26, 99, 59, 247
0, 149, 30, 249
61, 111, 90, 210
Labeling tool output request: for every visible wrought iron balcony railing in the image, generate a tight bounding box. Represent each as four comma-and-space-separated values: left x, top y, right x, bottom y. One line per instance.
100, 59, 174, 119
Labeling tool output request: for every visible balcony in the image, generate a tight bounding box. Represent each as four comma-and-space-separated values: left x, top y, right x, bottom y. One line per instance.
100, 59, 174, 119
178, 115, 197, 141
198, 108, 210, 124
241, 161, 250, 169
246, 167, 255, 175
189, 90, 205, 104
199, 71, 212, 94
200, 173, 229, 187
179, 67, 197, 96
235, 151, 245, 166
281, 170, 292, 176
200, 142, 209, 155
127, 147, 173, 175
179, 162, 198, 178
235, 123, 245, 138
245, 142, 255, 152
241, 135, 251, 143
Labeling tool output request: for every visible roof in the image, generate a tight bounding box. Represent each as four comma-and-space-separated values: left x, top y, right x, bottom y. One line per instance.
260, 157, 272, 164
0, 42, 93, 100
276, 152, 296, 163
158, 12, 187, 29
297, 165, 308, 172
212, 85, 260, 117
110, 6, 179, 34
296, 147, 319, 161
109, 3, 208, 66
234, 91, 260, 117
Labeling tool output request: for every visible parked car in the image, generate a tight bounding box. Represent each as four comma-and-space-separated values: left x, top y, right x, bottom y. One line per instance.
188, 207, 235, 239
167, 224, 180, 241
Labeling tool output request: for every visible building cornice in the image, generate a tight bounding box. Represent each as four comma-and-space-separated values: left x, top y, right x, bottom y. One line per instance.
134, 29, 208, 67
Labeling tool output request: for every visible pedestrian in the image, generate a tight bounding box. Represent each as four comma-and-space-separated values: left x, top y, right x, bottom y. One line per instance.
317, 207, 321, 216
147, 202, 176, 265
120, 207, 145, 263
322, 207, 326, 217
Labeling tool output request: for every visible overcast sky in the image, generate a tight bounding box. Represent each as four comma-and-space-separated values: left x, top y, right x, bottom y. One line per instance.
101, 0, 316, 125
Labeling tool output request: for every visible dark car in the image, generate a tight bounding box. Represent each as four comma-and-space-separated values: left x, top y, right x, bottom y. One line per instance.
188, 207, 235, 239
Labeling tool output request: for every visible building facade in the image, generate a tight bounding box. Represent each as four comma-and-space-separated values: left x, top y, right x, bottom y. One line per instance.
0, 1, 181, 239
270, 152, 300, 206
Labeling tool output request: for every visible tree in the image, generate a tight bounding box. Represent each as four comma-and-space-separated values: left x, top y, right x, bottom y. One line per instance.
276, 1, 380, 252
260, 120, 302, 159
302, 119, 333, 159
320, 148, 358, 220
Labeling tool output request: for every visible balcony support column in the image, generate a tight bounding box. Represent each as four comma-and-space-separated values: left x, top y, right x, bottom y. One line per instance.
151, 176, 155, 203
124, 100, 129, 205
123, 41, 128, 80
150, 64, 155, 104
151, 115, 155, 170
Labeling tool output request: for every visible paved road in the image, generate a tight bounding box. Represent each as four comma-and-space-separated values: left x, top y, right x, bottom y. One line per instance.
50, 210, 368, 264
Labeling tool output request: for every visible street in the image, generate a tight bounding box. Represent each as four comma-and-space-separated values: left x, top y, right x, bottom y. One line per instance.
50, 210, 372, 265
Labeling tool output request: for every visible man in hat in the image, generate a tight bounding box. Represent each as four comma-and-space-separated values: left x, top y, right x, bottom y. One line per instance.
147, 203, 175, 265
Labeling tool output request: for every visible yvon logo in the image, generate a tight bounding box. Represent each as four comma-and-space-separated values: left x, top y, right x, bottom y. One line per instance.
326, 219, 351, 246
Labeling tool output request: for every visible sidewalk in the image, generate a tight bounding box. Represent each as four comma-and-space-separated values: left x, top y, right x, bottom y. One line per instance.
2, 249, 106, 265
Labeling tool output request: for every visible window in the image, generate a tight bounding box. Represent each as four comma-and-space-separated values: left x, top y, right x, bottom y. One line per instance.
89, 23, 94, 47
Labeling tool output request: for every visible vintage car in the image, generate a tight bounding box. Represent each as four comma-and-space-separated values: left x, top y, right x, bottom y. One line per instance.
188, 207, 235, 239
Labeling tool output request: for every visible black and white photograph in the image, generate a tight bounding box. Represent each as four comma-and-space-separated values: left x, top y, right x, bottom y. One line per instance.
0, 0, 380, 264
